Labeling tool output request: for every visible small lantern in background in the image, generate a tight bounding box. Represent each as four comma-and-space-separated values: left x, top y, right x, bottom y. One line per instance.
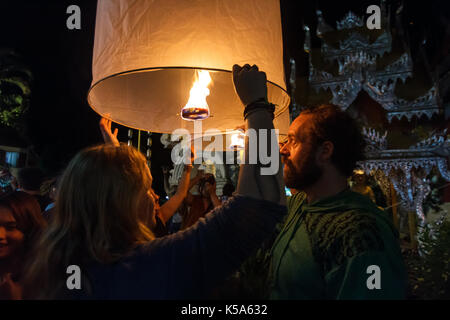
229, 130, 245, 150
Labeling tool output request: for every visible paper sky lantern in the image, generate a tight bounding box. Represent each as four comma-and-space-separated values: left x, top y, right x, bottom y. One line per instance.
88, 0, 290, 135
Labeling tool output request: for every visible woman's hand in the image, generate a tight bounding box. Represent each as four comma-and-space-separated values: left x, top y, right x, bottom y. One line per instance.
99, 117, 120, 147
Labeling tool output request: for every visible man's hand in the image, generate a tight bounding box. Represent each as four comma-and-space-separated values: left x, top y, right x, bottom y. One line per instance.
100, 117, 120, 147
233, 65, 286, 205
232, 64, 267, 106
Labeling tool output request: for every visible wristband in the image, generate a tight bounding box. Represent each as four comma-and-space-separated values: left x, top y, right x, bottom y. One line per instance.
243, 98, 275, 120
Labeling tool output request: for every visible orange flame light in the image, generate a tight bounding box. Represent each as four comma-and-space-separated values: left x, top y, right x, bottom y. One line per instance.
229, 130, 245, 150
181, 70, 212, 120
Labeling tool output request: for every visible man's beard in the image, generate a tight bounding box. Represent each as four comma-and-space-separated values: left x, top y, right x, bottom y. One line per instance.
283, 145, 323, 191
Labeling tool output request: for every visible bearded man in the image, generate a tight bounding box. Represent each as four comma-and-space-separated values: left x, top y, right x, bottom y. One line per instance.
267, 104, 407, 299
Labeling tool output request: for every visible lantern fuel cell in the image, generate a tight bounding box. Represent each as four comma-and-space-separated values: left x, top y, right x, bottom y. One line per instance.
88, 0, 290, 136
181, 70, 212, 121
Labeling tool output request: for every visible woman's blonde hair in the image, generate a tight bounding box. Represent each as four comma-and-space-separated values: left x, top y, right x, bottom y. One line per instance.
23, 144, 155, 298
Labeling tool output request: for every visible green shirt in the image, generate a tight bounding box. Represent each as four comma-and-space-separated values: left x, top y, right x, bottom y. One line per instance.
269, 189, 407, 300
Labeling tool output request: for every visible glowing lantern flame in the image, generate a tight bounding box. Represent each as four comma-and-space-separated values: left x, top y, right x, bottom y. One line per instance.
181, 70, 212, 120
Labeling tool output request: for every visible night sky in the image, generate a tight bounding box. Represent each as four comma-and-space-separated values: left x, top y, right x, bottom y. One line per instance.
0, 0, 448, 196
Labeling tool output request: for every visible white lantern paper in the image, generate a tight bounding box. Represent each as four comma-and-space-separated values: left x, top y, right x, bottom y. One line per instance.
88, 0, 290, 135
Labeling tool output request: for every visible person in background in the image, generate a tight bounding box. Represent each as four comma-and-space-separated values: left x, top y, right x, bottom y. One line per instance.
0, 191, 47, 299
0, 168, 15, 196
41, 178, 59, 222
162, 166, 177, 199
16, 167, 51, 212
163, 167, 205, 234
351, 170, 376, 203
181, 173, 222, 230
221, 181, 235, 203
